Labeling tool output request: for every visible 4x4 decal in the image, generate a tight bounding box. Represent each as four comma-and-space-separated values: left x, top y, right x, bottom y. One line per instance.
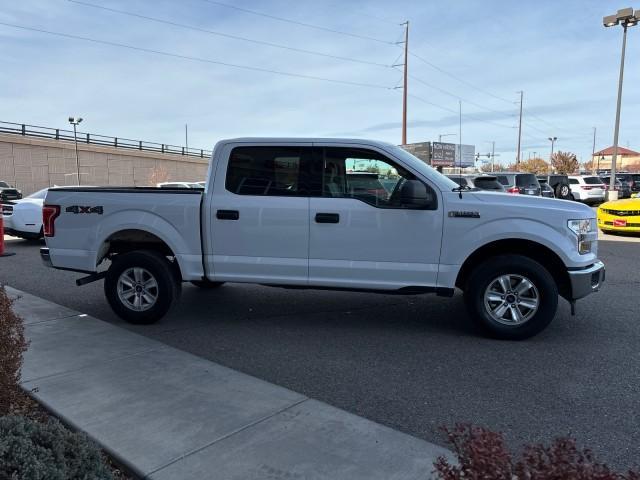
65, 206, 103, 214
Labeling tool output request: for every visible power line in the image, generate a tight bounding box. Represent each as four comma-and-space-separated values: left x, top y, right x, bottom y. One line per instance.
200, 0, 397, 45
408, 93, 516, 130
0, 22, 394, 90
68, 0, 392, 68
409, 51, 514, 105
407, 72, 516, 119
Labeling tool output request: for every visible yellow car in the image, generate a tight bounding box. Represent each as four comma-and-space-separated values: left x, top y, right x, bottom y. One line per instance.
597, 198, 640, 233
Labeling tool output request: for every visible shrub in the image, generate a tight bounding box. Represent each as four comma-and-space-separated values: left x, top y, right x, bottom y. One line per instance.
434, 423, 640, 480
0, 286, 29, 416
0, 415, 114, 480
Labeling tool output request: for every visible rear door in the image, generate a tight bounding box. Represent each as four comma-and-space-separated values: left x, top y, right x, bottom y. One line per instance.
307, 145, 442, 289
207, 144, 312, 285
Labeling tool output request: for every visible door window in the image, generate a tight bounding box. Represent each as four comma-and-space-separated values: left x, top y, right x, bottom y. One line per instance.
319, 147, 424, 208
226, 146, 310, 196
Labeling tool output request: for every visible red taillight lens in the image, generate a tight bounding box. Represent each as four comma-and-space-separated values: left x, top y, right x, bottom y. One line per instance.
43, 205, 60, 237
580, 185, 593, 190
506, 187, 520, 194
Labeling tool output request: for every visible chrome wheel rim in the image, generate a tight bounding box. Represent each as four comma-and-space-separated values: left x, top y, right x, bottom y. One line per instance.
117, 267, 158, 312
484, 274, 539, 326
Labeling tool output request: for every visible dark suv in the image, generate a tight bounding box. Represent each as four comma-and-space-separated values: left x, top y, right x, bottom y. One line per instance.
0, 181, 22, 201
494, 173, 541, 196
446, 174, 505, 192
536, 174, 571, 200
616, 173, 640, 193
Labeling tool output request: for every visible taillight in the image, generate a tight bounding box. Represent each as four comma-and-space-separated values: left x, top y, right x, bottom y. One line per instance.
43, 205, 60, 237
506, 187, 520, 194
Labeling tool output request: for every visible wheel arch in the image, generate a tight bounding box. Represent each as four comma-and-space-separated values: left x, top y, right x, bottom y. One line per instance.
98, 229, 182, 281
455, 239, 571, 300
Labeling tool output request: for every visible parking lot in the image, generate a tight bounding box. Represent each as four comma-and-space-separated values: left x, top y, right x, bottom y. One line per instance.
1, 231, 639, 468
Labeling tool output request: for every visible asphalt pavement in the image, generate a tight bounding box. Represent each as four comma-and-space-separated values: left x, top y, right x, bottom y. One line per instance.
1, 233, 639, 469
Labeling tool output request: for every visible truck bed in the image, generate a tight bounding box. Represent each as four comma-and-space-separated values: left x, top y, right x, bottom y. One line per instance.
44, 186, 204, 279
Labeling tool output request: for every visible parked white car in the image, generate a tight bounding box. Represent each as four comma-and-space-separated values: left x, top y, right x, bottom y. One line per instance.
2, 188, 49, 239
42, 138, 605, 340
2, 186, 95, 240
568, 176, 606, 204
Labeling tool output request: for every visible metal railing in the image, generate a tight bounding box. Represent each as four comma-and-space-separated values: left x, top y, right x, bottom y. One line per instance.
0, 121, 211, 158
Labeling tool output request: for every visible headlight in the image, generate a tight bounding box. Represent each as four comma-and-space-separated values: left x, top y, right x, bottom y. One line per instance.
568, 218, 597, 254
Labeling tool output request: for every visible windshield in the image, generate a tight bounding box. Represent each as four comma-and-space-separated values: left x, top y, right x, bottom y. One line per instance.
27, 188, 48, 199
384, 144, 459, 190
0, 181, 10, 188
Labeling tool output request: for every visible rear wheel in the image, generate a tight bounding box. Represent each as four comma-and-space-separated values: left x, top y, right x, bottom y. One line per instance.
105, 250, 180, 324
463, 255, 558, 340
556, 183, 571, 200
190, 280, 225, 289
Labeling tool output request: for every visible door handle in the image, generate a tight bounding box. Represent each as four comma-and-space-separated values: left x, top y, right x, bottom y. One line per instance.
315, 213, 339, 224
216, 210, 239, 220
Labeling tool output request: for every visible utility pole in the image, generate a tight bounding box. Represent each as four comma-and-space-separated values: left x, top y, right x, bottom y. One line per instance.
591, 126, 597, 173
458, 100, 462, 175
516, 90, 523, 166
185, 124, 189, 153
548, 136, 557, 160
491, 141, 496, 172
401, 21, 409, 145
603, 7, 638, 200
68, 116, 83, 186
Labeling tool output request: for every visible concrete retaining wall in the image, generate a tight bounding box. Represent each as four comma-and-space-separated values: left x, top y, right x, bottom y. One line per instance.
0, 133, 210, 195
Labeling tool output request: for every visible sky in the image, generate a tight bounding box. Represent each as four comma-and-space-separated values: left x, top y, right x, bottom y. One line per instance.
1, 0, 639, 166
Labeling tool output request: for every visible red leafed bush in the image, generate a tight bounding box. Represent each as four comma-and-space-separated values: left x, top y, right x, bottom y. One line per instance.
434, 424, 640, 480
0, 285, 29, 416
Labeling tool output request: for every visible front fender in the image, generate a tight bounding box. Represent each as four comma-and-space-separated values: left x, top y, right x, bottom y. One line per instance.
437, 217, 597, 288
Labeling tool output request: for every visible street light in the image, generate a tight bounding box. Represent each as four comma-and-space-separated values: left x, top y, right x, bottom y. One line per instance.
603, 7, 639, 200
438, 133, 456, 143
548, 137, 557, 161
68, 116, 83, 186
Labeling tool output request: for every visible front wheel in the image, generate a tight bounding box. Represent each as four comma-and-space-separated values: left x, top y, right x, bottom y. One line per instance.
105, 250, 180, 324
463, 255, 558, 340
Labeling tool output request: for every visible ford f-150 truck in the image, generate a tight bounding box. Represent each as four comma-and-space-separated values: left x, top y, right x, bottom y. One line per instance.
41, 138, 605, 339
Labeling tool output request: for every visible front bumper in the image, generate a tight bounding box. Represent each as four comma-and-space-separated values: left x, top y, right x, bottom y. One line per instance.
40, 247, 53, 268
568, 261, 605, 300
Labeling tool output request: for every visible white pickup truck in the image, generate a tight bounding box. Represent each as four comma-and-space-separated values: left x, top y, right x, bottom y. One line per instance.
41, 138, 605, 339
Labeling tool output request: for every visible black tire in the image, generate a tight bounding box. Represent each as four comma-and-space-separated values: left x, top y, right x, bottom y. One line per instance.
556, 183, 571, 200
104, 250, 180, 324
190, 280, 225, 289
463, 254, 558, 340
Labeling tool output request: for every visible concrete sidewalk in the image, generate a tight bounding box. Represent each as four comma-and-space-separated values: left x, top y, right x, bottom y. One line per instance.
8, 285, 451, 479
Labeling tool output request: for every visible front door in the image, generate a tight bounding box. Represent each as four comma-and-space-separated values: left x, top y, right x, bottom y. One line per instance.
208, 144, 312, 285
308, 146, 443, 289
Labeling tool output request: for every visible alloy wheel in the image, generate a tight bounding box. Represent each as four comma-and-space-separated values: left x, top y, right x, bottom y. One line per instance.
483, 274, 539, 325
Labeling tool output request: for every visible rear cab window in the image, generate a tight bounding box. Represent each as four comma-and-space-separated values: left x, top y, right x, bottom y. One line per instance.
225, 146, 311, 196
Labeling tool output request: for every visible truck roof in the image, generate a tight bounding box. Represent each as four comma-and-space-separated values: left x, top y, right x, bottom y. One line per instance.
216, 138, 397, 149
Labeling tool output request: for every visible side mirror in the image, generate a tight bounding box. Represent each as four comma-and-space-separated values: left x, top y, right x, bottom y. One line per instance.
400, 180, 434, 209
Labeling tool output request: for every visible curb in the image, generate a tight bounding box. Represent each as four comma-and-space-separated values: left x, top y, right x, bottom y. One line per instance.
8, 285, 452, 480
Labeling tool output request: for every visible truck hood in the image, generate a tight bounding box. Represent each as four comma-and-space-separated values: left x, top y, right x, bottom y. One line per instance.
468, 191, 595, 219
